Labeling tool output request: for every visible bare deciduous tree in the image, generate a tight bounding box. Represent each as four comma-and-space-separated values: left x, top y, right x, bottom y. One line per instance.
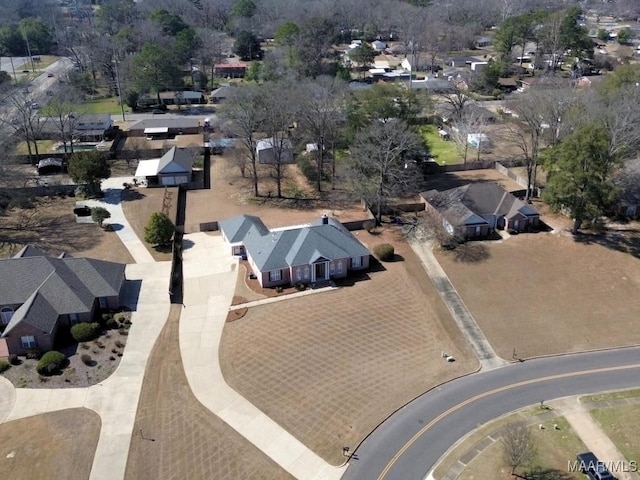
294, 76, 346, 192
347, 118, 422, 224
218, 83, 263, 197
502, 421, 537, 475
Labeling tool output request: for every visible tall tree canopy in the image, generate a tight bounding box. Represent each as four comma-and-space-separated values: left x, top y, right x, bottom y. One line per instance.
543, 124, 620, 233
130, 43, 182, 104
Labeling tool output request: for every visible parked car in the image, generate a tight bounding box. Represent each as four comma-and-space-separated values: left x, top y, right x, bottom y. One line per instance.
152, 109, 166, 114
30, 103, 40, 109
47, 72, 54, 77
73, 205, 92, 216
576, 452, 616, 480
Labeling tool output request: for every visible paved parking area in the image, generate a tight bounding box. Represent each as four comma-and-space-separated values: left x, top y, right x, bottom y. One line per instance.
220, 232, 478, 465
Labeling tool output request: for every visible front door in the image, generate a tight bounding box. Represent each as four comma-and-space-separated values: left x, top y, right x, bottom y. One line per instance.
314, 262, 326, 282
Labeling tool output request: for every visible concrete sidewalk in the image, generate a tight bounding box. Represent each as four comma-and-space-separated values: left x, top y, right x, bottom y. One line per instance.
79, 177, 155, 264
2, 262, 172, 480
553, 397, 640, 480
410, 240, 506, 370
180, 232, 344, 480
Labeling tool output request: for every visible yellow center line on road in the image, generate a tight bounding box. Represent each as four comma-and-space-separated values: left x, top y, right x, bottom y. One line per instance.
377, 363, 640, 480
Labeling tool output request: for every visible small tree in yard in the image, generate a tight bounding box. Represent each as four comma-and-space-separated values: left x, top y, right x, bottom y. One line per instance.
91, 207, 111, 228
502, 421, 537, 476
144, 212, 174, 246
68, 151, 111, 197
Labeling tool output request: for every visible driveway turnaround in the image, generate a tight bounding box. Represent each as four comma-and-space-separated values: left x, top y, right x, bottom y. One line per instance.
179, 232, 344, 480
410, 240, 506, 370
1, 261, 172, 480
80, 177, 155, 264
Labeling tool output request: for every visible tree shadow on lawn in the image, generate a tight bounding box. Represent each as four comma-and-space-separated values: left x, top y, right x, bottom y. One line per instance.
573, 229, 640, 258
452, 242, 490, 263
522, 467, 575, 480
121, 189, 146, 202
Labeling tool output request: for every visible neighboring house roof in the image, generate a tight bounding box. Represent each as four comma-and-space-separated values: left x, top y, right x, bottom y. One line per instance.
421, 183, 539, 228
128, 118, 199, 131
0, 252, 125, 337
220, 215, 370, 271
214, 62, 248, 69
159, 91, 203, 100
135, 147, 194, 177
256, 138, 293, 151
211, 85, 233, 98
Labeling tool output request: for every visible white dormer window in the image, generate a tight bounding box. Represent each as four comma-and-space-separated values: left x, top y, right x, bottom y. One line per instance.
1, 308, 13, 324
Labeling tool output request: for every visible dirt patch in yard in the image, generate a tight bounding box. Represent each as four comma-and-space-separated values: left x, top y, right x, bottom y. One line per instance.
0, 408, 100, 480
0, 195, 134, 264
435, 233, 640, 359
220, 226, 478, 465
184, 155, 368, 234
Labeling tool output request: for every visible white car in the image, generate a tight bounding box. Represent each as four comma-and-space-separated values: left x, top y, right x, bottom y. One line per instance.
30, 103, 40, 109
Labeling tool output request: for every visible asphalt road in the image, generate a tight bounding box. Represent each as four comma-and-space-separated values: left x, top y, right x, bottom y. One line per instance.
343, 347, 640, 480
0, 56, 29, 77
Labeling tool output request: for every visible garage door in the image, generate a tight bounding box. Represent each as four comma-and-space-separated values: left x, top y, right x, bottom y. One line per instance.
161, 176, 176, 186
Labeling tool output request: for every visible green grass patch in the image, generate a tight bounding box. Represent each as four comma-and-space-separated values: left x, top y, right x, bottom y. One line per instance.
581, 389, 640, 403
590, 405, 640, 464
81, 97, 131, 115
418, 125, 460, 165
14, 140, 57, 155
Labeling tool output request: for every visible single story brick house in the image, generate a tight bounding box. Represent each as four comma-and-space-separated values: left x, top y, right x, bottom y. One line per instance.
0, 246, 126, 355
420, 183, 540, 239
127, 118, 200, 138
220, 215, 371, 287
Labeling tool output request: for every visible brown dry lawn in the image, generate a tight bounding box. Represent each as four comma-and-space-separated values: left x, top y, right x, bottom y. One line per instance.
435, 233, 640, 359
126, 304, 293, 480
0, 196, 134, 264
220, 226, 479, 465
120, 187, 178, 261
184, 155, 367, 234
0, 408, 100, 480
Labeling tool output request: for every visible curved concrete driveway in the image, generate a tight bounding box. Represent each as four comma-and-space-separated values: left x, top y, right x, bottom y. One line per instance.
80, 177, 154, 265
179, 232, 344, 480
343, 346, 640, 480
0, 375, 16, 423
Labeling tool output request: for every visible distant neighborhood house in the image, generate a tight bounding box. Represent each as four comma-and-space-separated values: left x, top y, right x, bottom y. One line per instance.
256, 138, 294, 164
0, 246, 126, 356
220, 215, 371, 288
127, 118, 200, 138
214, 62, 248, 78
420, 183, 540, 239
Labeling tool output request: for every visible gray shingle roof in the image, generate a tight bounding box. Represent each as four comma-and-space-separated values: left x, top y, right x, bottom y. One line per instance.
219, 215, 269, 244
421, 183, 539, 227
0, 249, 125, 337
220, 215, 370, 271
158, 147, 194, 174
128, 118, 199, 131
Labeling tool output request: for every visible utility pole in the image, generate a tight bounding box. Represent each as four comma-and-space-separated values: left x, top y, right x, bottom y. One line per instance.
23, 28, 35, 73
113, 52, 126, 122
9, 56, 17, 85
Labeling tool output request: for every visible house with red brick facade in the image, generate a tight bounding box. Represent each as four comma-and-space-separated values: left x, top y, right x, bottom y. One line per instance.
420, 183, 540, 239
0, 246, 125, 356
220, 215, 371, 288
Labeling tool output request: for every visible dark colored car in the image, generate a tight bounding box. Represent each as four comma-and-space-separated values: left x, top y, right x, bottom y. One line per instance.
576, 452, 616, 480
73, 205, 92, 216
151, 109, 166, 114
